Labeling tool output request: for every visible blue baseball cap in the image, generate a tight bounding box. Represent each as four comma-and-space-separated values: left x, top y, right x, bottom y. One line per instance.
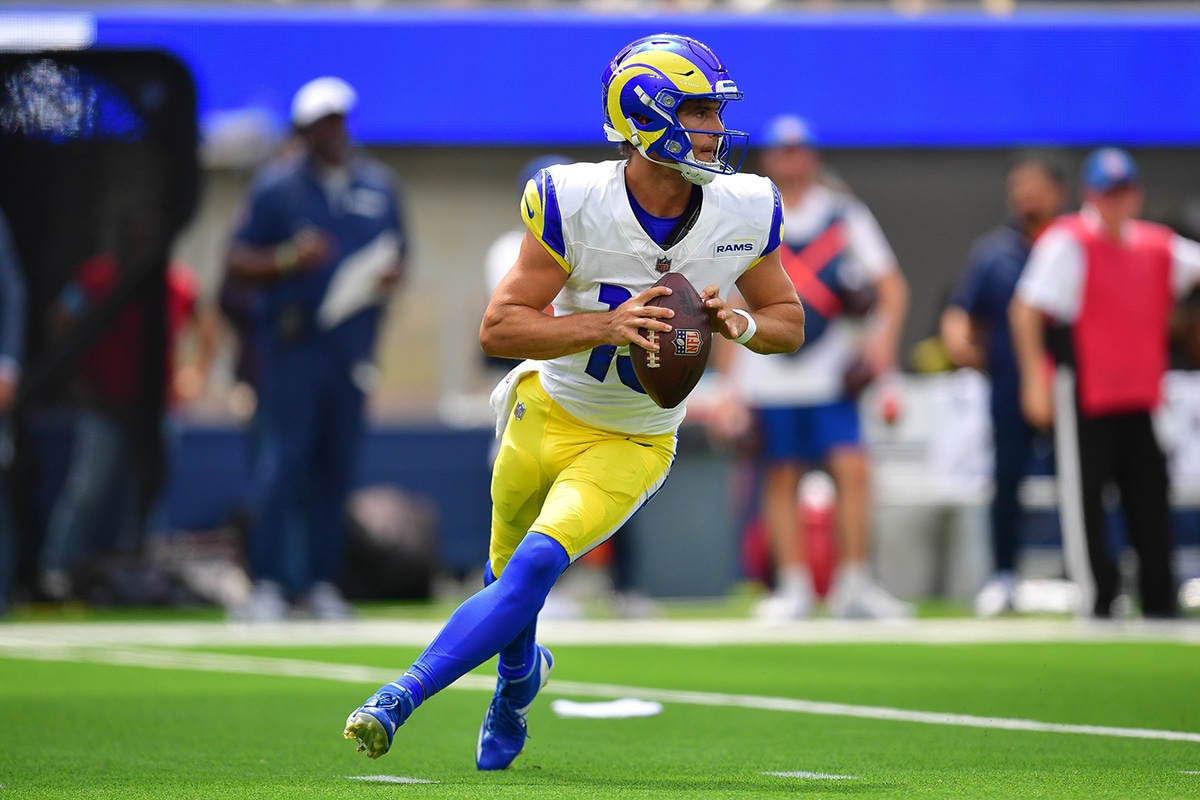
1081, 147, 1140, 193
759, 114, 818, 149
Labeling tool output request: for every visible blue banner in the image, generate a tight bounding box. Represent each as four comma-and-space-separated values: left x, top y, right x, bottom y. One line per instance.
10, 7, 1199, 147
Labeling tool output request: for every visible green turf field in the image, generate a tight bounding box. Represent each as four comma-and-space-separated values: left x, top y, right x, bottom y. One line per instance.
1, 618, 1198, 799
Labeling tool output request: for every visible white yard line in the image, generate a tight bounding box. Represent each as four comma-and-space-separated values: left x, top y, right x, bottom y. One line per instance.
2, 639, 1198, 745
0, 617, 1197, 649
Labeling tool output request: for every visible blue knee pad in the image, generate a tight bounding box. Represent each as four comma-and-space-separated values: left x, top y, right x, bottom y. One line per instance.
499, 533, 570, 595
408, 533, 568, 695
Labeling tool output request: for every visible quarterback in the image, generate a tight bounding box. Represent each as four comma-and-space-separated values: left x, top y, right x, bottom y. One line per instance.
344, 33, 805, 769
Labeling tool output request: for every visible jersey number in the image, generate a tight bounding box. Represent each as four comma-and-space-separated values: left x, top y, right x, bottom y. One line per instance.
584, 284, 645, 394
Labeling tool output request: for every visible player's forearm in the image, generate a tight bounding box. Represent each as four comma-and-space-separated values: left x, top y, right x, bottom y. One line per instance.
480, 305, 619, 361
738, 300, 805, 355
869, 269, 910, 364
940, 307, 985, 369
1009, 297, 1047, 386
225, 242, 295, 283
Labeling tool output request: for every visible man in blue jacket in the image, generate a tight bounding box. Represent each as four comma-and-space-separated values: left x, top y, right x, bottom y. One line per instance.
941, 156, 1066, 616
225, 77, 407, 620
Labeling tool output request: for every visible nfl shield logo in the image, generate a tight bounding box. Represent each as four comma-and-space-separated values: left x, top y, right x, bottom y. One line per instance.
513, 401, 525, 421
655, 256, 671, 273
674, 329, 702, 356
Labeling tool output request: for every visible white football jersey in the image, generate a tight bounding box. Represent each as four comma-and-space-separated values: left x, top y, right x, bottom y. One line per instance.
521, 159, 782, 435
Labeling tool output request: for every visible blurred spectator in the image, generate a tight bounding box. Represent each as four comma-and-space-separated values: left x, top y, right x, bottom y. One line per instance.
224, 76, 408, 621
36, 210, 199, 601
0, 206, 26, 617
940, 156, 1067, 616
1170, 286, 1200, 370
724, 114, 912, 620
217, 133, 307, 585
1011, 147, 1200, 618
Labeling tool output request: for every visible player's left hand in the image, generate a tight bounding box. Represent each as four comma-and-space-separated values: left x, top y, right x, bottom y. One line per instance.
0, 375, 16, 413
699, 285, 742, 340
377, 260, 404, 293
173, 365, 206, 403
860, 332, 896, 375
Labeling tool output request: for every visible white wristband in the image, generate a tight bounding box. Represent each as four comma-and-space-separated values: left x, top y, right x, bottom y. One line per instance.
731, 308, 757, 344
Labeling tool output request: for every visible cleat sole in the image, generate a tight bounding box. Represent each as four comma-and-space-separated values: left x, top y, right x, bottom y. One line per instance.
344, 711, 391, 759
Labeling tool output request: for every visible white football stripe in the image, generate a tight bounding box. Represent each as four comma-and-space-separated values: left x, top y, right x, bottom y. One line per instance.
764, 771, 858, 780
346, 775, 438, 784
0, 618, 1197, 649
543, 678, 1200, 744
1, 642, 1197, 745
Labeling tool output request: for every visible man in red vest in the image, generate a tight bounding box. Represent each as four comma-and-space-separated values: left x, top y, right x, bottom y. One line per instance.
1011, 147, 1200, 618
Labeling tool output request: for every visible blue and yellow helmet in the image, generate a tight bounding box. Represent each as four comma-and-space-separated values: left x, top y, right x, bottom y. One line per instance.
602, 33, 747, 185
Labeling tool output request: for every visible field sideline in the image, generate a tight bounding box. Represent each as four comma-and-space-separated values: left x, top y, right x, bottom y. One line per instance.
3, 617, 1198, 798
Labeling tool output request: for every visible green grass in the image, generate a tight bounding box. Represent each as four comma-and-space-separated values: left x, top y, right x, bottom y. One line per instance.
2, 619, 1198, 799
0, 580, 987, 624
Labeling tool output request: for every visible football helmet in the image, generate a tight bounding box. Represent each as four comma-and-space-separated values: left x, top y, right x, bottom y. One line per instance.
602, 33, 748, 185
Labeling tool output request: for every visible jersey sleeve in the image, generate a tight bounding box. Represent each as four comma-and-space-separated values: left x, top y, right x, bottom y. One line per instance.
950, 237, 993, 315
231, 181, 282, 247
1015, 226, 1085, 322
748, 180, 785, 268
521, 168, 570, 273
1171, 234, 1200, 298
764, 181, 784, 256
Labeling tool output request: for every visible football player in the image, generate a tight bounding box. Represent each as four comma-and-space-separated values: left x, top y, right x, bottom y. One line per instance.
344, 33, 805, 769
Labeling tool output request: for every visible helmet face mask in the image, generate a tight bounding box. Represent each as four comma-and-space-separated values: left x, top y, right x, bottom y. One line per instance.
603, 33, 748, 185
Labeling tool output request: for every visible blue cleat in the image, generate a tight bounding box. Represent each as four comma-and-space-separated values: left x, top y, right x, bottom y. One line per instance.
476, 644, 554, 771
343, 682, 416, 759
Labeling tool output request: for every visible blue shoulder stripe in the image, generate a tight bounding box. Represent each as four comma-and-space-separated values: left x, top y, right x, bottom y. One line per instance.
765, 182, 784, 256
521, 169, 569, 270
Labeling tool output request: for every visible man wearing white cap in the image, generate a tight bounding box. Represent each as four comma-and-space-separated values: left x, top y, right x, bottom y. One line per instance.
1012, 147, 1200, 618
722, 114, 912, 621
224, 76, 408, 620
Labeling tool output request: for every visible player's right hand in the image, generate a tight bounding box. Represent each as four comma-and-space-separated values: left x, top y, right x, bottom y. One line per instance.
1020, 378, 1054, 430
610, 285, 674, 351
293, 227, 335, 270
0, 375, 16, 414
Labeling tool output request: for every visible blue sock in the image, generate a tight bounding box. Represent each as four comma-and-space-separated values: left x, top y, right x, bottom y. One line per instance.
483, 563, 541, 682
404, 533, 568, 700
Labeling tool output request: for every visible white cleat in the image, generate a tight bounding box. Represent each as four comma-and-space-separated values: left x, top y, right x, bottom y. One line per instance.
753, 589, 815, 622
974, 575, 1017, 618
308, 581, 354, 620
828, 578, 915, 620
229, 580, 289, 622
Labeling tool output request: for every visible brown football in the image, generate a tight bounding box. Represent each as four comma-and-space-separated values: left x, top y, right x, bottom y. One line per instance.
630, 272, 712, 409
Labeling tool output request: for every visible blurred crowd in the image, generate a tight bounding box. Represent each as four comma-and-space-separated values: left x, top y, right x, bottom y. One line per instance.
2, 64, 1199, 624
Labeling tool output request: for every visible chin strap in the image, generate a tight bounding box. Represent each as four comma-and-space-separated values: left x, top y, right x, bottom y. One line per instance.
621, 130, 724, 185
674, 161, 718, 186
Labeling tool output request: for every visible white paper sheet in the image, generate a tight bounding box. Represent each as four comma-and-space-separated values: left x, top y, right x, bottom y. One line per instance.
316, 231, 400, 330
